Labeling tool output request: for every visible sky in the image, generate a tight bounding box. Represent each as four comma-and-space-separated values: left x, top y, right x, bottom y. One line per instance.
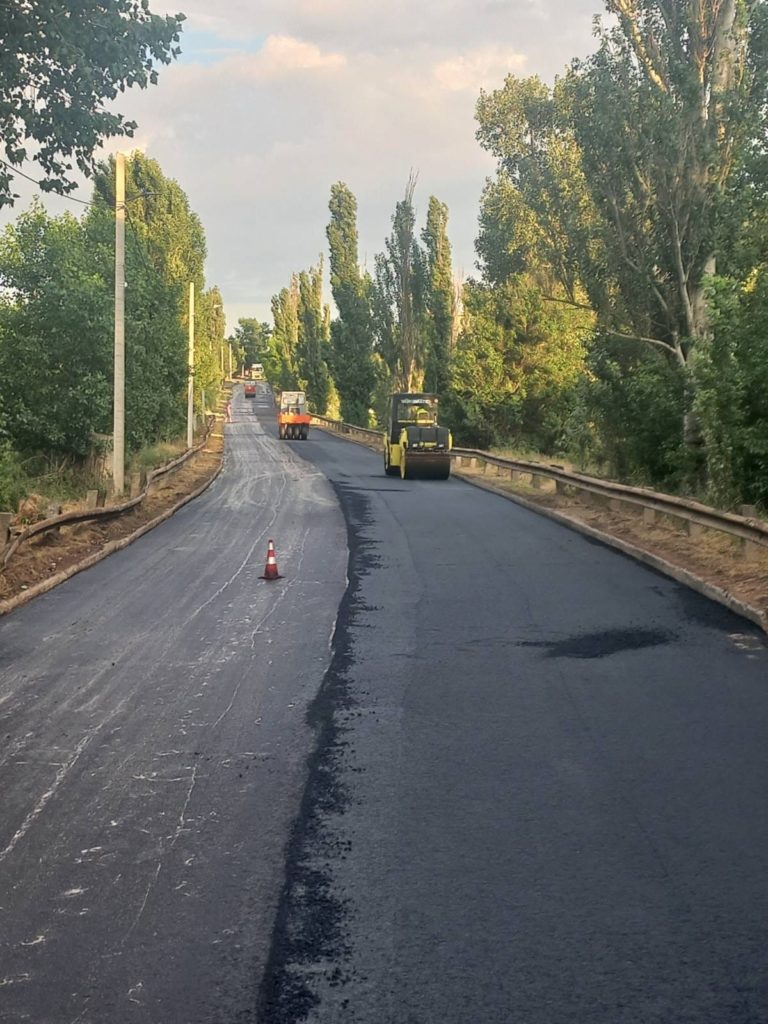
6, 0, 606, 333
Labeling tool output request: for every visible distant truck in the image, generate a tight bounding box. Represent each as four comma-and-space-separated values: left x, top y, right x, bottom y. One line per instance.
251, 363, 265, 380
277, 391, 311, 440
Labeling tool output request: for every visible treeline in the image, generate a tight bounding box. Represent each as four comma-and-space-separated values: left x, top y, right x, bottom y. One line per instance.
0, 154, 225, 508
251, 178, 466, 425
244, 1, 768, 510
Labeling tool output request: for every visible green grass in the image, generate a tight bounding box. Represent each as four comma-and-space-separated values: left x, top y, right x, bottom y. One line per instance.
1, 434, 191, 516
129, 440, 186, 472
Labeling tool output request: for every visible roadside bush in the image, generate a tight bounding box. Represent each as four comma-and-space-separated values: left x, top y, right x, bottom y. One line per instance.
586, 338, 687, 486
0, 442, 28, 512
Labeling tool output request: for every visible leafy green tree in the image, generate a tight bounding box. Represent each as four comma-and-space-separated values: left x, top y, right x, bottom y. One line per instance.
85, 152, 209, 447
693, 272, 768, 507
326, 182, 375, 424
235, 318, 272, 374
446, 276, 590, 449
270, 281, 300, 391
477, 3, 765, 368
196, 286, 226, 409
0, 1, 184, 207
296, 261, 332, 414
0, 202, 112, 455
421, 196, 456, 397
373, 174, 428, 391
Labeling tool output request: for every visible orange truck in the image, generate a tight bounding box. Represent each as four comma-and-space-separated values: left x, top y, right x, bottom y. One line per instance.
277, 390, 311, 440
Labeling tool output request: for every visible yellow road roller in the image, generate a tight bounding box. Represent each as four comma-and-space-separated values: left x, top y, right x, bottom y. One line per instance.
384, 393, 452, 480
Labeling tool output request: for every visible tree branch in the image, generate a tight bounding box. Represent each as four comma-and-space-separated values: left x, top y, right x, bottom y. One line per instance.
606, 329, 686, 365
540, 293, 685, 365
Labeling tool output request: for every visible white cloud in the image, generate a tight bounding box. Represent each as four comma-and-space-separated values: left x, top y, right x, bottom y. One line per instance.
245, 35, 347, 76
433, 46, 528, 93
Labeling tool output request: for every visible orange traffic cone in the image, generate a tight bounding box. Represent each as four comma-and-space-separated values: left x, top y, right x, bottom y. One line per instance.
260, 539, 282, 581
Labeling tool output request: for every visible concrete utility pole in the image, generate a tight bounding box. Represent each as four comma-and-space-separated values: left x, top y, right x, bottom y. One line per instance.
112, 153, 126, 495
187, 282, 195, 448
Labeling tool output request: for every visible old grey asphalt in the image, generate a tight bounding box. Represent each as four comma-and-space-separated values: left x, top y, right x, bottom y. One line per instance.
0, 384, 347, 1024
259, 419, 768, 1024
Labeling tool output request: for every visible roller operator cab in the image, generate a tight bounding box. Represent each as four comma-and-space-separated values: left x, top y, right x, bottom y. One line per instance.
384, 393, 452, 480
277, 390, 311, 440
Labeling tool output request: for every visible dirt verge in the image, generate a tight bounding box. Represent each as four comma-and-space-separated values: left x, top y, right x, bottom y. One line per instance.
0, 425, 224, 608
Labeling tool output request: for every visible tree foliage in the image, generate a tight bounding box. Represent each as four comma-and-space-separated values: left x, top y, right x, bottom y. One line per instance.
471, 1, 768, 499
446, 276, 590, 449
326, 182, 375, 424
476, 2, 765, 367
234, 318, 272, 374
372, 174, 428, 391
85, 153, 209, 447
270, 281, 300, 392
297, 261, 332, 414
421, 196, 456, 397
0, 1, 184, 206
0, 153, 222, 469
0, 202, 111, 455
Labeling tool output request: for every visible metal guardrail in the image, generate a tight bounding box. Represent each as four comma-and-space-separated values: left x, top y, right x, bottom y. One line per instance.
310, 415, 768, 560
0, 415, 218, 569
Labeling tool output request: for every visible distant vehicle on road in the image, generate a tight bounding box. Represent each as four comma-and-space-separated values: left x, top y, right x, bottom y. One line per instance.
251, 363, 265, 380
244, 381, 257, 398
277, 390, 311, 440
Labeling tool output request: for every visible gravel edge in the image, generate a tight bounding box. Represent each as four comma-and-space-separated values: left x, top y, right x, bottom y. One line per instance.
0, 462, 223, 618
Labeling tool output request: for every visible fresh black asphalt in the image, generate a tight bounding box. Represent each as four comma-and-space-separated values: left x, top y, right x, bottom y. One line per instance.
259, 418, 768, 1024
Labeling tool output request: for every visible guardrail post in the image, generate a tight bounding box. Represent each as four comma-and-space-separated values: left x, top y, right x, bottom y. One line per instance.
686, 520, 705, 540
483, 461, 497, 477
129, 472, 142, 498
740, 537, 764, 562
532, 474, 547, 490
643, 507, 656, 526
85, 490, 99, 510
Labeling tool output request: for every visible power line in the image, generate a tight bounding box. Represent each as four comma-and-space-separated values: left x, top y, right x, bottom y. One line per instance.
0, 156, 93, 207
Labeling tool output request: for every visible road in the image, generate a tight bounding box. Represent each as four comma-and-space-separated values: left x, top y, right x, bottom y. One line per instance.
0, 385, 347, 1024
2, 386, 768, 1024
257, 404, 768, 1024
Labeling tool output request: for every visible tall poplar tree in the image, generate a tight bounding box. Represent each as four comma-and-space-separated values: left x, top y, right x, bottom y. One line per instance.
270, 280, 300, 391
326, 183, 375, 425
421, 196, 456, 396
297, 261, 332, 414
373, 174, 427, 391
